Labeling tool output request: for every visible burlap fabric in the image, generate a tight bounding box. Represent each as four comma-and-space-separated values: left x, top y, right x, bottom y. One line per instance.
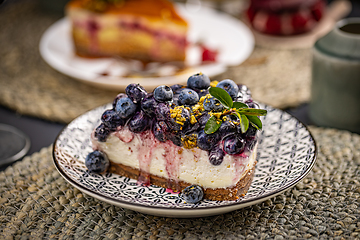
0, 0, 312, 124
0, 126, 359, 239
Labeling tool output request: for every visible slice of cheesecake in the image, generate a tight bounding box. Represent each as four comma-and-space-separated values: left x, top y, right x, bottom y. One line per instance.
87, 73, 266, 201
66, 0, 188, 63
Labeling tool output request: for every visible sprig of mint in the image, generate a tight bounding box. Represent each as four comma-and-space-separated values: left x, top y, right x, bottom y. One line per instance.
204, 87, 267, 134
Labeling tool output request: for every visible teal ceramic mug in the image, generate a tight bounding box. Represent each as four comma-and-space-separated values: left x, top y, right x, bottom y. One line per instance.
310, 18, 360, 134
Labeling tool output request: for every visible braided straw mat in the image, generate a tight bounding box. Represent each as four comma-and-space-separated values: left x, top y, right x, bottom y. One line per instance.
0, 126, 359, 239
0, 0, 312, 124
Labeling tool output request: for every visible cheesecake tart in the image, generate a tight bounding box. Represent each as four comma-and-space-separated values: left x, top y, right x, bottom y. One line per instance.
86, 73, 267, 201
66, 0, 188, 63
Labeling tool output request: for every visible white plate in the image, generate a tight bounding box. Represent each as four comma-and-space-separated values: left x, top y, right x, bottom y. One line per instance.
53, 104, 317, 218
40, 4, 254, 91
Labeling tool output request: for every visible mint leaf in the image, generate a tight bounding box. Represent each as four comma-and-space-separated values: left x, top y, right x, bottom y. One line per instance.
247, 115, 262, 130
232, 102, 248, 109
239, 109, 267, 116
204, 116, 222, 134
209, 87, 233, 108
240, 114, 249, 133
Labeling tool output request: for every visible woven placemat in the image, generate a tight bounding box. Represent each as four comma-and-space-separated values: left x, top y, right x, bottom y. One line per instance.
0, 126, 359, 239
0, 0, 313, 124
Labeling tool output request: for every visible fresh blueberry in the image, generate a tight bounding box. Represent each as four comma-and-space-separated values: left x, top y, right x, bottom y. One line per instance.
198, 112, 210, 127
101, 109, 125, 130
183, 122, 200, 135
242, 125, 257, 139
216, 79, 239, 99
125, 83, 147, 103
153, 121, 169, 142
187, 73, 210, 90
168, 107, 190, 131
115, 97, 137, 119
128, 111, 150, 133
178, 89, 199, 106
198, 89, 209, 98
223, 135, 245, 155
209, 147, 225, 165
141, 93, 158, 117
197, 130, 220, 151
85, 150, 110, 173
166, 131, 182, 146
94, 124, 111, 142
203, 97, 224, 111
155, 103, 170, 121
182, 185, 204, 204
154, 85, 173, 102
112, 93, 127, 109
218, 120, 237, 136
170, 84, 184, 94
246, 139, 257, 151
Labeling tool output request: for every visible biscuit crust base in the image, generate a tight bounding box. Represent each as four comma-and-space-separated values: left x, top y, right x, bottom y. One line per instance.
109, 161, 257, 201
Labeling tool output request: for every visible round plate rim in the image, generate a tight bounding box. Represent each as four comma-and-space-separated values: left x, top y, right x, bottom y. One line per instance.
52, 104, 317, 216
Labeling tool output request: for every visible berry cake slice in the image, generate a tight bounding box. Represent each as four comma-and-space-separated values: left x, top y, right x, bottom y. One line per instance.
86, 73, 267, 201
66, 0, 188, 63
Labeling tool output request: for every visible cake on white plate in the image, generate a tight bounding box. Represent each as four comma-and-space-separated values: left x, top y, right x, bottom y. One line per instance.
85, 73, 267, 203
66, 0, 188, 63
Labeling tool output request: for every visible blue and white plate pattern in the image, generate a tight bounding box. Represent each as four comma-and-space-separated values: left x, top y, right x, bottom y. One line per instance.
53, 104, 316, 217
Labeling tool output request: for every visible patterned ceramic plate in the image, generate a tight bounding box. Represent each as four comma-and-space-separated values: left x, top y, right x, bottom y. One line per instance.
53, 104, 316, 218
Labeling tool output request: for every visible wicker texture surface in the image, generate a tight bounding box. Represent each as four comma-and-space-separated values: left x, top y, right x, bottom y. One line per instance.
0, 0, 312, 124
0, 126, 359, 239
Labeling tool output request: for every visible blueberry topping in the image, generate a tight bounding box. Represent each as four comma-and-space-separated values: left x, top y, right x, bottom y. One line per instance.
85, 150, 110, 173
168, 107, 190, 131
223, 135, 245, 155
115, 97, 137, 119
242, 125, 257, 139
187, 73, 210, 90
94, 124, 111, 142
246, 139, 257, 151
125, 83, 147, 103
166, 131, 182, 146
141, 93, 158, 117
203, 97, 224, 112
218, 120, 237, 136
197, 130, 220, 151
209, 147, 225, 165
155, 103, 170, 121
170, 84, 184, 94
198, 89, 209, 98
101, 109, 125, 130
198, 112, 210, 127
128, 111, 150, 133
112, 93, 127, 109
154, 85, 173, 102
153, 121, 169, 142
182, 185, 204, 204
178, 89, 199, 106
216, 79, 239, 99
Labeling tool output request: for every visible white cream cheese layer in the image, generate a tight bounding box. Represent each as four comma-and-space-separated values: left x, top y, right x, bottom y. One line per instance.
93, 130, 257, 189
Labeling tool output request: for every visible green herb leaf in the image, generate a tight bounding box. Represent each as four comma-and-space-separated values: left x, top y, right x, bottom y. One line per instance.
232, 102, 248, 109
209, 87, 233, 108
247, 115, 262, 130
240, 114, 249, 133
233, 111, 241, 120
238, 109, 267, 116
204, 116, 222, 134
